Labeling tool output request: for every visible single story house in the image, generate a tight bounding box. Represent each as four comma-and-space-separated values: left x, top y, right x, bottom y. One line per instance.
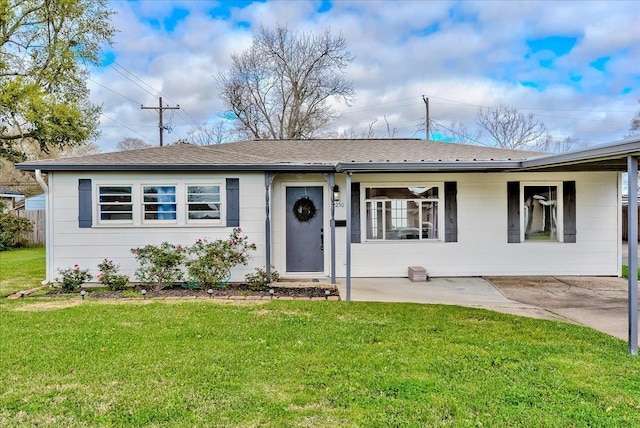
15, 137, 640, 285
0, 188, 24, 212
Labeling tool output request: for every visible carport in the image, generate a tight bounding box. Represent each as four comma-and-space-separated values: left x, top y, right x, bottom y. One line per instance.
516, 137, 640, 355
339, 137, 640, 355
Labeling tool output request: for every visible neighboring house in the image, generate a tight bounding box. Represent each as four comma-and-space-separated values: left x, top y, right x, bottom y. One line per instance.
16, 137, 640, 284
0, 188, 24, 212
25, 193, 46, 211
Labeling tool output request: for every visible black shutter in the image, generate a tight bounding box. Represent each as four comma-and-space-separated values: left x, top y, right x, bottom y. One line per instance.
563, 181, 576, 243
444, 182, 458, 242
226, 178, 240, 227
351, 182, 361, 243
78, 179, 92, 228
507, 181, 520, 243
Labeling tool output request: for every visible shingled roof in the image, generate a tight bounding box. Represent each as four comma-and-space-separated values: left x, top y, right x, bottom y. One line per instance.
16, 139, 545, 172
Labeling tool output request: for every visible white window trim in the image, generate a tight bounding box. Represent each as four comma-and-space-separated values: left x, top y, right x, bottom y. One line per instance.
520, 181, 564, 243
93, 181, 227, 227
185, 183, 224, 225
141, 184, 178, 224
362, 182, 444, 242
96, 185, 134, 225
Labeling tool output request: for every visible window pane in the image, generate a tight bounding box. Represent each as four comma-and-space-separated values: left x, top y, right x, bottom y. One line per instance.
101, 212, 133, 220
421, 201, 438, 239
524, 186, 558, 241
366, 201, 384, 239
187, 185, 221, 221
366, 187, 438, 199
188, 203, 220, 220
99, 186, 131, 195
143, 186, 176, 221
98, 186, 132, 222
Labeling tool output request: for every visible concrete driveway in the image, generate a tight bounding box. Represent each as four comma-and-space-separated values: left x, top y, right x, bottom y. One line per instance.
336, 276, 637, 340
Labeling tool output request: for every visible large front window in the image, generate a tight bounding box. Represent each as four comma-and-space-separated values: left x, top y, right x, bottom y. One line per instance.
143, 185, 177, 221
98, 186, 132, 221
523, 185, 558, 241
365, 186, 439, 240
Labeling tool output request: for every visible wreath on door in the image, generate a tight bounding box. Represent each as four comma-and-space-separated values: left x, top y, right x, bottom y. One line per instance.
292, 197, 317, 222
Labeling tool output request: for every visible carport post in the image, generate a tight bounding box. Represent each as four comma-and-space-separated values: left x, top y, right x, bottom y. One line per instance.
627, 156, 638, 356
345, 172, 352, 301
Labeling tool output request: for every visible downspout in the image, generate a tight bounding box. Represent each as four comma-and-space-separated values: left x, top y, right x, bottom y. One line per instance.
265, 172, 275, 279
627, 157, 638, 356
35, 170, 52, 285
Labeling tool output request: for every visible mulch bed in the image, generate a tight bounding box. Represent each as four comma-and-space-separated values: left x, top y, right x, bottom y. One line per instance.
42, 283, 340, 300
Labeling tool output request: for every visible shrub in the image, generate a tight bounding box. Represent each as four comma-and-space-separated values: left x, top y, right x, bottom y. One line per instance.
0, 211, 32, 251
97, 259, 129, 291
245, 266, 279, 290
186, 228, 257, 288
131, 242, 186, 291
56, 264, 93, 292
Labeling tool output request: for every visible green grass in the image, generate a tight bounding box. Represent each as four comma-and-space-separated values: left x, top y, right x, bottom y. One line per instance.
0, 247, 45, 297
2, 251, 639, 426
0, 298, 639, 427
622, 265, 640, 280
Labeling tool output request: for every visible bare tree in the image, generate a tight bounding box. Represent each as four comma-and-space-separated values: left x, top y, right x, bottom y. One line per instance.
187, 122, 237, 145
218, 24, 355, 140
427, 121, 483, 145
630, 99, 640, 136
538, 136, 588, 153
477, 105, 547, 150
116, 138, 150, 151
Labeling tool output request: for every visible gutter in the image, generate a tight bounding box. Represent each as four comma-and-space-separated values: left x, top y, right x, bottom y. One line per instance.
335, 160, 522, 172
35, 170, 52, 285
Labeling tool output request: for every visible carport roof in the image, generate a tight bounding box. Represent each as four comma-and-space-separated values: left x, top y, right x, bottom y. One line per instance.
15, 136, 640, 173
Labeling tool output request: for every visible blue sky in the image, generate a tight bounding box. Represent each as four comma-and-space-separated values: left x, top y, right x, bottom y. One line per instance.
90, 0, 640, 151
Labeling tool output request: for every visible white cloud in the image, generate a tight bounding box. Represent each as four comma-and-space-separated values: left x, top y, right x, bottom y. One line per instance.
88, 0, 640, 151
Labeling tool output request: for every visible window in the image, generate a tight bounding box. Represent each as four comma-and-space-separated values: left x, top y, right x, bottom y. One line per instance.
365, 186, 439, 240
523, 185, 558, 241
143, 186, 176, 221
98, 186, 132, 221
187, 185, 221, 221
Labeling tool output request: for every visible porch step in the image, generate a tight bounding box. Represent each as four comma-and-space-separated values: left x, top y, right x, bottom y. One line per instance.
408, 266, 429, 282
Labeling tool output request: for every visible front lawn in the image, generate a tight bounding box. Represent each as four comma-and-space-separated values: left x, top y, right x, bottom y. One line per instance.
0, 298, 638, 427
0, 247, 45, 297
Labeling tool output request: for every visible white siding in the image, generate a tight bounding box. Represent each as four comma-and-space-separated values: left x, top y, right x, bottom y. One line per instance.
271, 171, 620, 278
47, 172, 266, 282
48, 169, 621, 282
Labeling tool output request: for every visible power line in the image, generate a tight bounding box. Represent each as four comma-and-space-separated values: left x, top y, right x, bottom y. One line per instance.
88, 78, 142, 105
141, 97, 180, 146
100, 113, 155, 144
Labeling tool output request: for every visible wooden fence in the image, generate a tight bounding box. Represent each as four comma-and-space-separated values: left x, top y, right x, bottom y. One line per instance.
622, 205, 640, 241
15, 210, 45, 246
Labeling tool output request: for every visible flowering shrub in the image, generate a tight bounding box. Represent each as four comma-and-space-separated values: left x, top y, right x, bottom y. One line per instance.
97, 259, 129, 291
56, 264, 93, 292
245, 266, 279, 290
131, 242, 186, 291
186, 228, 257, 288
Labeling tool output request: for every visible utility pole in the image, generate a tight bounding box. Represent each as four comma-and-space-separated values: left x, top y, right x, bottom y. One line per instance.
422, 95, 430, 140
141, 96, 180, 146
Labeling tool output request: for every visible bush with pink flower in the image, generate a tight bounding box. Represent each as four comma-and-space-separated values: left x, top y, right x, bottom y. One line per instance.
131, 242, 186, 291
186, 228, 257, 288
97, 259, 129, 291
56, 264, 93, 292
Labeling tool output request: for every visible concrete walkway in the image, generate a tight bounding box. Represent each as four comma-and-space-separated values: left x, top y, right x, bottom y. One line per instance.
336, 277, 570, 321
335, 276, 636, 341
